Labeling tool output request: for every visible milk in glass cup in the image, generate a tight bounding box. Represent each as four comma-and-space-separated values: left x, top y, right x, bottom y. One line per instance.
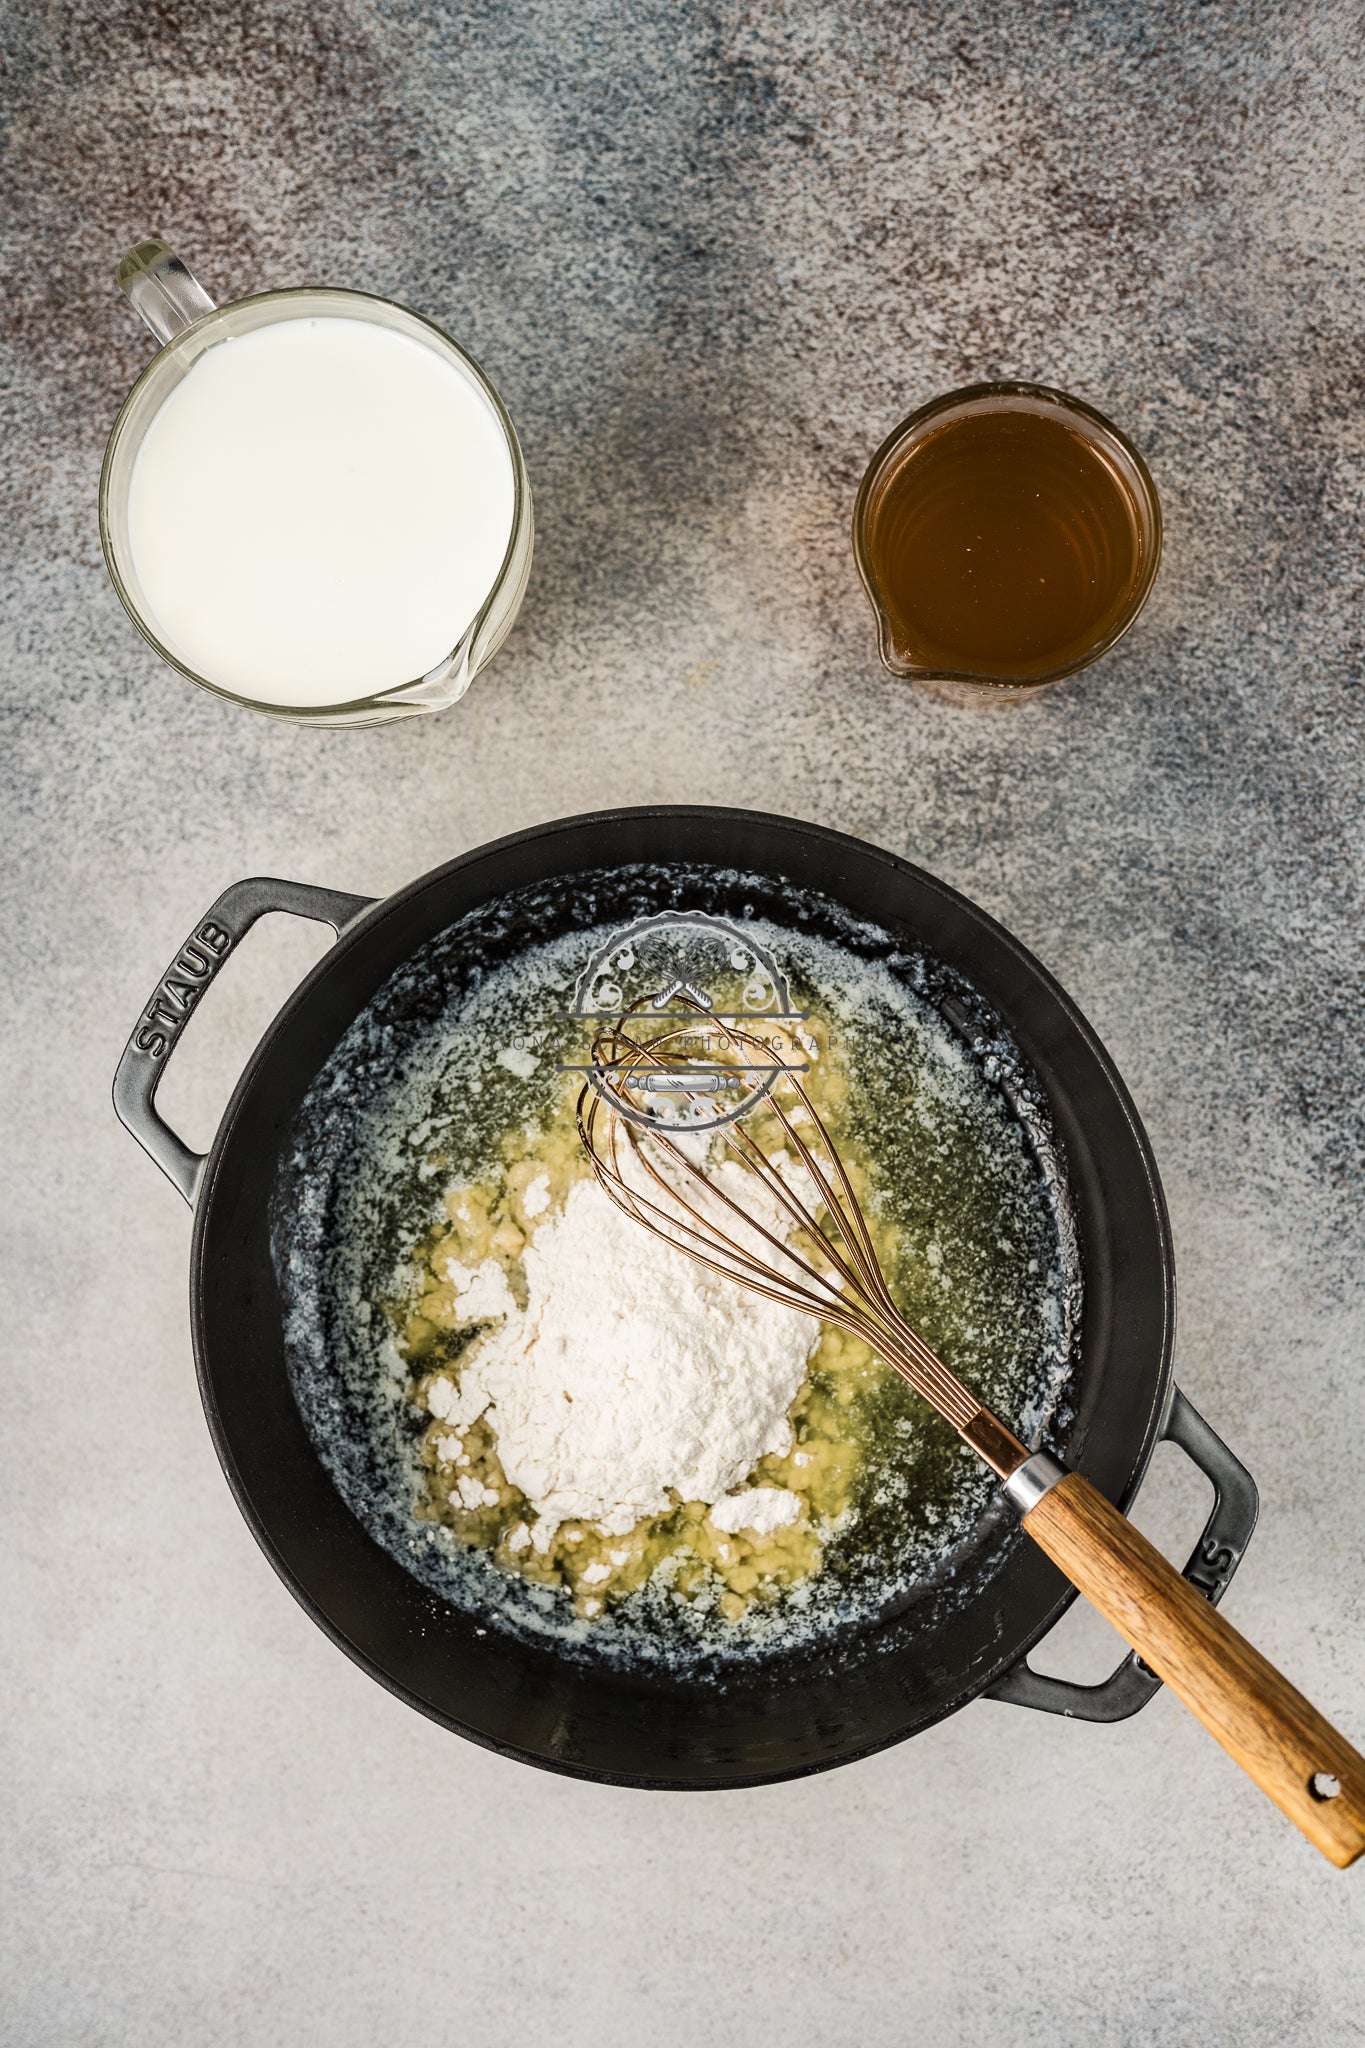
100, 240, 533, 727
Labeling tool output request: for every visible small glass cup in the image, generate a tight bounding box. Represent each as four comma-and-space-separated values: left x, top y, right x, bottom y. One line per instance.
100, 240, 534, 727
852, 380, 1161, 707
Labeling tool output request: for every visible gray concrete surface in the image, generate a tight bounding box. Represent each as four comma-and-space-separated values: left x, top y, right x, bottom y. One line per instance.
4, 3, 1365, 2042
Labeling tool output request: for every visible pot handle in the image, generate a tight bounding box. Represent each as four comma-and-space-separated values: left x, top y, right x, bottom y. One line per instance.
112, 876, 377, 1205
986, 1386, 1258, 1723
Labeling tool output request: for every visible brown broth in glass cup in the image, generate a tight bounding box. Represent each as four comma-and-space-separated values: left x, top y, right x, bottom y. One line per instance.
853, 383, 1161, 705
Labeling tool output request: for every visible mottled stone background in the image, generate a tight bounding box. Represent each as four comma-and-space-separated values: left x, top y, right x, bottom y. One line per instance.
3, 2, 1365, 2042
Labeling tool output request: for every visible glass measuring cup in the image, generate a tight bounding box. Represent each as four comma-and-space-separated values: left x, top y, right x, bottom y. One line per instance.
853, 381, 1161, 707
100, 240, 534, 727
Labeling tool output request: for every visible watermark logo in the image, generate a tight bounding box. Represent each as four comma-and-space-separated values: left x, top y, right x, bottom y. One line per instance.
562, 911, 810, 1132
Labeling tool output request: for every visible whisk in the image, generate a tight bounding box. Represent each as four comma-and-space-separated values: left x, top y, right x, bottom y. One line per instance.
577, 1000, 1365, 1867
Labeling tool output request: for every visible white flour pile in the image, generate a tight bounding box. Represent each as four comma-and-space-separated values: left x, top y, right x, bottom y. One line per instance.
422, 1173, 817, 1548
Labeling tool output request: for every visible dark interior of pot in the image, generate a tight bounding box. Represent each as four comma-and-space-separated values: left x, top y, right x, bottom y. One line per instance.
191, 808, 1173, 1785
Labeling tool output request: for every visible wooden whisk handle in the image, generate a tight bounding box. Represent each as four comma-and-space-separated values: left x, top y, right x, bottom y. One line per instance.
1015, 1467, 1365, 1867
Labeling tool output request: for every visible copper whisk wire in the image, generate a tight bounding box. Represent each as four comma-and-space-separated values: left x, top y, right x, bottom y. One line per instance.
575, 1000, 1027, 1475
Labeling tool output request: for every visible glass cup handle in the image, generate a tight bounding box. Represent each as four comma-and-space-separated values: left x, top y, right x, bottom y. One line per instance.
115, 238, 217, 347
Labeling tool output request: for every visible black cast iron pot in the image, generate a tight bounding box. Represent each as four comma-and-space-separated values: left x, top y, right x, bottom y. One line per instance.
113, 807, 1257, 1787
